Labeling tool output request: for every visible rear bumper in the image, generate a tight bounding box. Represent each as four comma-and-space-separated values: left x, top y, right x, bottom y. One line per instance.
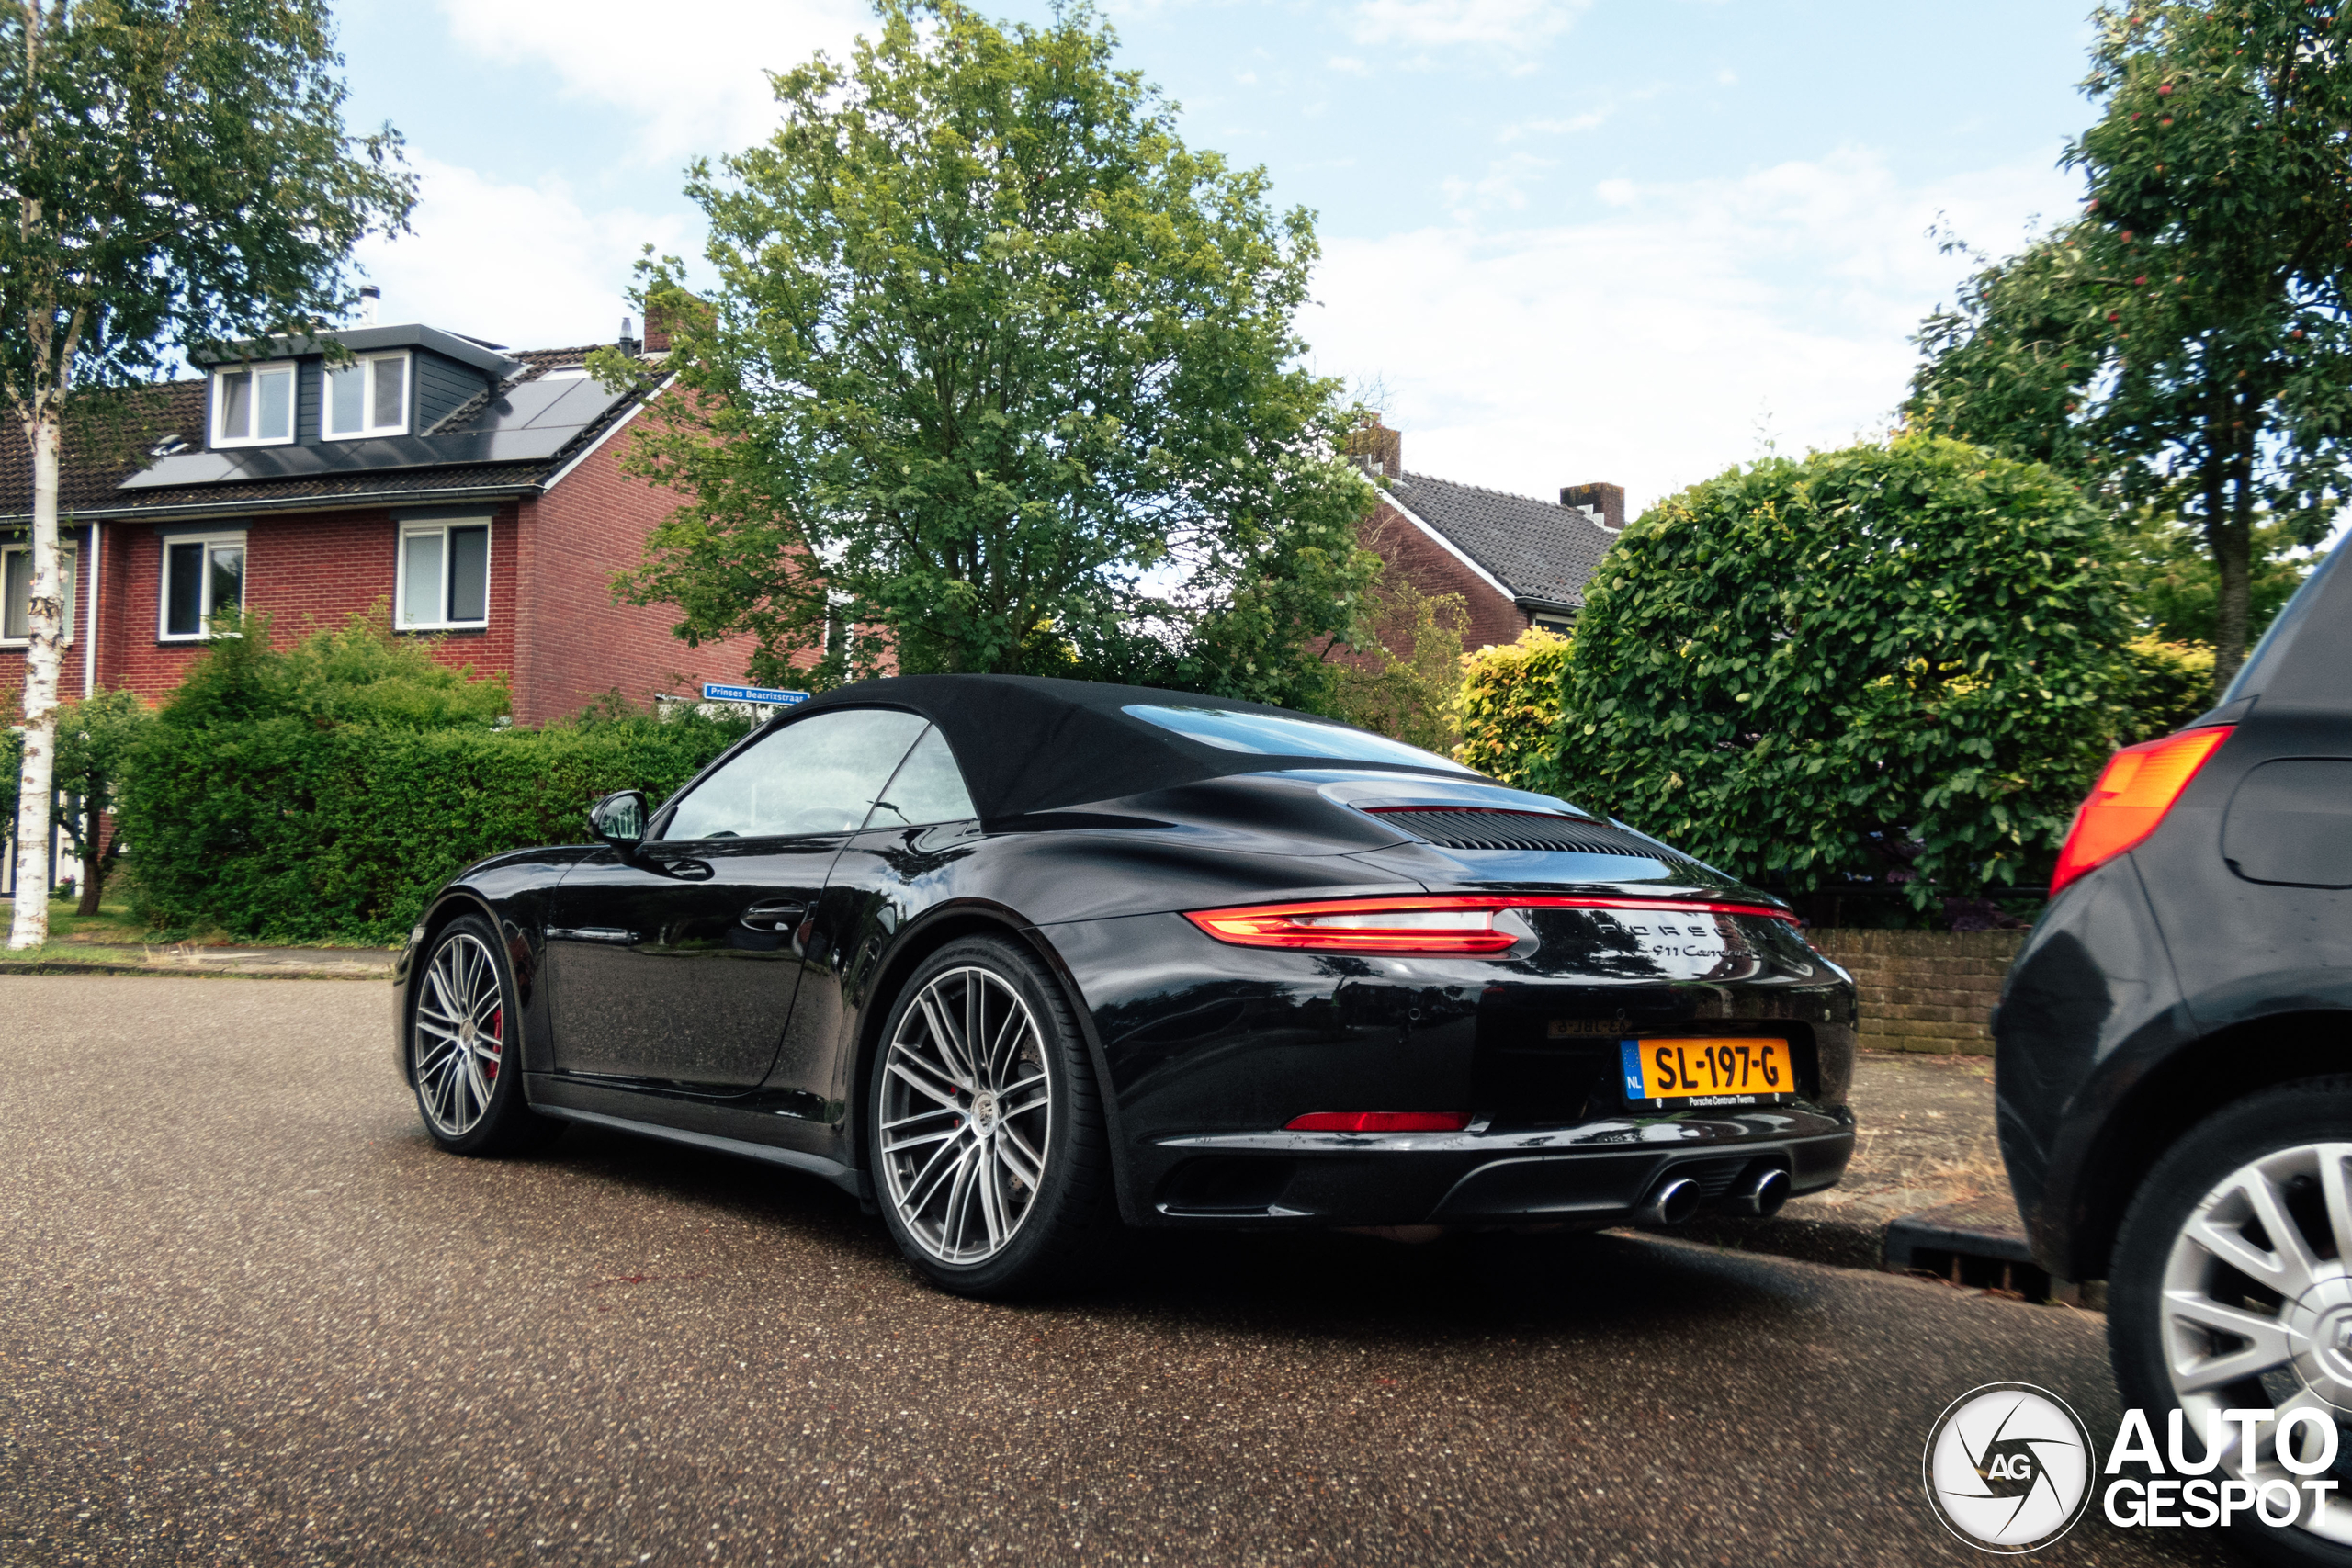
1044, 905, 1858, 1229
1141, 1104, 1855, 1228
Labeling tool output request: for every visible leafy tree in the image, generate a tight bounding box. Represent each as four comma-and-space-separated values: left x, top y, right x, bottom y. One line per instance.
1452, 626, 1569, 789
0, 688, 153, 917
2120, 512, 2310, 644
1550, 436, 2133, 919
1329, 577, 1468, 754
2, 0, 416, 948
50, 689, 150, 914
1909, 0, 2352, 690
598, 0, 1376, 705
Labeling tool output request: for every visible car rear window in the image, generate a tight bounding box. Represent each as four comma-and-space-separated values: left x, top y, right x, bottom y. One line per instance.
2222, 535, 2348, 705
1123, 704, 1477, 773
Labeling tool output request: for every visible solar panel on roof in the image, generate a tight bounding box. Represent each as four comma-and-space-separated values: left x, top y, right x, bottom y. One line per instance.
115, 367, 636, 491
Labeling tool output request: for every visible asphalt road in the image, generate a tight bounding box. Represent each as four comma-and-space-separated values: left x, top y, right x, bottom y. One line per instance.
2, 976, 2234, 1568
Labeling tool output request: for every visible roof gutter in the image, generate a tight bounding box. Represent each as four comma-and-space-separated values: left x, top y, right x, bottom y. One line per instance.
1513, 595, 1580, 615
2, 480, 545, 525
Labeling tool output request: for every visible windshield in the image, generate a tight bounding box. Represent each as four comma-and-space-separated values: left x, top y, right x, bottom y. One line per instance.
1124, 704, 1478, 774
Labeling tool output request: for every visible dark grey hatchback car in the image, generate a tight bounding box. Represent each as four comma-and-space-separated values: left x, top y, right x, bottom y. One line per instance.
1997, 535, 2352, 1564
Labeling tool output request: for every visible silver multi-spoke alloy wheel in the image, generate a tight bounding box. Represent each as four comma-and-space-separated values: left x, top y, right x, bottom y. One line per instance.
877, 964, 1052, 1266
2161, 1141, 2352, 1544
413, 931, 509, 1140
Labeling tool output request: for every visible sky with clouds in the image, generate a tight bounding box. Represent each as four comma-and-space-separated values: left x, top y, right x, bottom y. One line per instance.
334, 0, 2098, 515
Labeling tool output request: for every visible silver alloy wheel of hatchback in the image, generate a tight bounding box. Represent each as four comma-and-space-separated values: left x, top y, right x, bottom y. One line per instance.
2161, 1142, 2352, 1545
877, 964, 1052, 1265
413, 931, 508, 1139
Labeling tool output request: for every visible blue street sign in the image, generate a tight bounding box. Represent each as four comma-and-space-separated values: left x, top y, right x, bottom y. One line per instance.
703, 682, 810, 705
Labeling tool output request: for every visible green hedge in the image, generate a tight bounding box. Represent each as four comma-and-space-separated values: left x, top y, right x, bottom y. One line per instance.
115, 614, 749, 945
121, 720, 740, 945
1452, 626, 1569, 790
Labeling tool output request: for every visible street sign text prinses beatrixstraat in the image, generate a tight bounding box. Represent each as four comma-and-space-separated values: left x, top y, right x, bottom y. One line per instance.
703, 683, 809, 705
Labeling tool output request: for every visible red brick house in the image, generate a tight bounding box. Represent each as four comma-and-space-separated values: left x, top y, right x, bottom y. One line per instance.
0, 316, 770, 728
1346, 420, 1622, 649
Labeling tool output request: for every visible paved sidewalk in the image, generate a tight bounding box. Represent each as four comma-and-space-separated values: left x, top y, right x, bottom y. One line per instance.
1672, 1050, 2018, 1278
0, 942, 397, 978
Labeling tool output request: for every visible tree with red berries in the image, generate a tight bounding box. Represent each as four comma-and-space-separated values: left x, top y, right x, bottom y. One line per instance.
1909, 0, 2352, 687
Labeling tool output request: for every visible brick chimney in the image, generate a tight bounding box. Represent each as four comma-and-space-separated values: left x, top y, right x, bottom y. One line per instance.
1561, 482, 1624, 532
641, 304, 673, 354
1344, 417, 1402, 480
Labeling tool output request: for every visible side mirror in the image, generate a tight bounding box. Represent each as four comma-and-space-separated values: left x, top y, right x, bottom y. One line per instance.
589, 789, 649, 851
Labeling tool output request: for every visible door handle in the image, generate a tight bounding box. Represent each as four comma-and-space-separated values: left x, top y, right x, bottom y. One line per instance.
739, 901, 807, 933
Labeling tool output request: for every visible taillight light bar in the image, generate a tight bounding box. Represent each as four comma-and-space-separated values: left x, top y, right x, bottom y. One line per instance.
1182, 894, 1799, 955
2051, 725, 2234, 897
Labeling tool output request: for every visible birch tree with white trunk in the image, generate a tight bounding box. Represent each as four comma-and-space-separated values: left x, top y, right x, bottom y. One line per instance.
2, 0, 413, 947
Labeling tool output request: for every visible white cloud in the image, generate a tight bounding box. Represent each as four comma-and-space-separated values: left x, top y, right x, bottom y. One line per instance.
439, 0, 866, 162
1327, 54, 1373, 75
1594, 176, 1638, 206
1347, 0, 1590, 49
352, 158, 694, 349
1441, 152, 1556, 219
1305, 148, 2079, 517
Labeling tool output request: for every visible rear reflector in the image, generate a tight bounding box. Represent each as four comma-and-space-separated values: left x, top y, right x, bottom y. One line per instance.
2052, 726, 2234, 897
1183, 894, 1797, 954
1285, 1111, 1472, 1133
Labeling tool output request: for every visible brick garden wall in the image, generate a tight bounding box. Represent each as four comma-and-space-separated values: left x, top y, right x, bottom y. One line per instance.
1809, 929, 2029, 1056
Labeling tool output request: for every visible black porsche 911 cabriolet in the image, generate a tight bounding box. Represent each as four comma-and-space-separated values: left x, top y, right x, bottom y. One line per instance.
395, 674, 1856, 1293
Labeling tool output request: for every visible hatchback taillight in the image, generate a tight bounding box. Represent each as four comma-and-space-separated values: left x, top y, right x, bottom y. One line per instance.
2051, 726, 2234, 897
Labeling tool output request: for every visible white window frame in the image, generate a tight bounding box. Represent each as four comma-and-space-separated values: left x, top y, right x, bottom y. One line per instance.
157, 532, 247, 642
322, 350, 412, 440
209, 361, 299, 448
393, 519, 493, 632
1, 538, 74, 647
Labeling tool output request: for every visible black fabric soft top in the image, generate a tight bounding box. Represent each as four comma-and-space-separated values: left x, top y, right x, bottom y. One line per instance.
774, 674, 1467, 825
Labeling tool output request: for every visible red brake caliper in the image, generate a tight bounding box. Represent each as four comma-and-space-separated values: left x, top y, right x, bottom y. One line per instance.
483, 1008, 503, 1082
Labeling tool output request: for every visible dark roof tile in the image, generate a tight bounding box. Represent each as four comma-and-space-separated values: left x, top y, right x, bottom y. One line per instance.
1384, 470, 1615, 609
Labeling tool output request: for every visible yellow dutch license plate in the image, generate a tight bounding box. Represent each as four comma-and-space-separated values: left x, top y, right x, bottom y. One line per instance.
1620, 1037, 1793, 1109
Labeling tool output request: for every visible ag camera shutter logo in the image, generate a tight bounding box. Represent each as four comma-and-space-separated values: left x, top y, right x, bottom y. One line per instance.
1923, 1382, 2095, 1553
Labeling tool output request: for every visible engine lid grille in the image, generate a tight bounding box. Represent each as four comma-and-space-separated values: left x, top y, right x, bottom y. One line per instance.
1364, 807, 1674, 858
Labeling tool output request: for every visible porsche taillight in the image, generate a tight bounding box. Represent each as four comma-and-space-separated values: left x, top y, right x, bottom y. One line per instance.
2051, 726, 2234, 897
1182, 894, 1798, 955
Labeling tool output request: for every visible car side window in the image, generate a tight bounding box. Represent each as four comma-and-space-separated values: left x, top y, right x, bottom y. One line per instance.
659, 707, 927, 841
864, 725, 978, 830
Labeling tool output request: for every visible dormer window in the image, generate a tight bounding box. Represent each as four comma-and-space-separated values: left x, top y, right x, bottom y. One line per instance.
325, 351, 410, 439
210, 362, 295, 447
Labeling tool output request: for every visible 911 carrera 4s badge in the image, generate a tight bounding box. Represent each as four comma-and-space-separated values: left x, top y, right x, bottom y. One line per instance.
1618, 1037, 1795, 1109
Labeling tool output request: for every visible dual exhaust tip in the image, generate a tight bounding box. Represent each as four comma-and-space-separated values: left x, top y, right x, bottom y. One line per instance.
1636, 1165, 1790, 1226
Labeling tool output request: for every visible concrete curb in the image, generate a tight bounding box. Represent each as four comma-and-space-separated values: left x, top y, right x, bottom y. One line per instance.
0, 959, 390, 980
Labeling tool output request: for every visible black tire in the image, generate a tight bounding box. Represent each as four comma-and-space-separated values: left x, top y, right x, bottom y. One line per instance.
2109, 1078, 2352, 1567
407, 914, 560, 1158
865, 935, 1114, 1297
